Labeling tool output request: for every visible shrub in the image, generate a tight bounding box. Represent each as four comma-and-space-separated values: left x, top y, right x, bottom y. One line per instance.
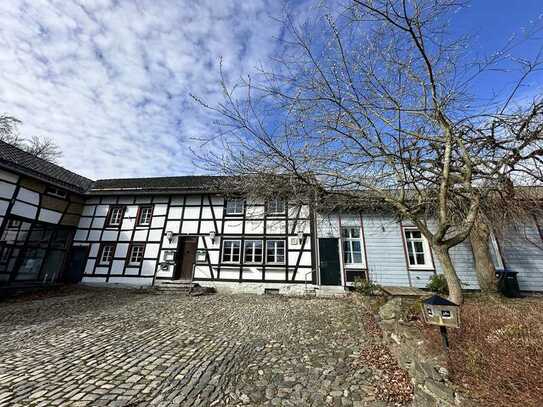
426, 274, 449, 295
353, 276, 381, 296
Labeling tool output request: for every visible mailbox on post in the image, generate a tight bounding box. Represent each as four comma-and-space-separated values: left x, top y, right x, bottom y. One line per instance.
421, 294, 460, 350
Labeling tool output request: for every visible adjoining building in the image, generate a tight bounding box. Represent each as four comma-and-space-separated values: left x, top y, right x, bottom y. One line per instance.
0, 141, 542, 294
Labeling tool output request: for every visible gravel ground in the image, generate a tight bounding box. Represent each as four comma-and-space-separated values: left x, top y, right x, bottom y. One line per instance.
0, 286, 395, 406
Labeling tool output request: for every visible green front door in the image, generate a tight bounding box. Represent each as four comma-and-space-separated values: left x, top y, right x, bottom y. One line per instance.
319, 238, 342, 286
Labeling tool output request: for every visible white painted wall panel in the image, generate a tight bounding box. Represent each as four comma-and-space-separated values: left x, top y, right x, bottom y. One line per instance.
181, 221, 198, 234
183, 206, 200, 219
141, 260, 156, 276
125, 267, 139, 276
224, 220, 243, 234
90, 243, 100, 258
168, 207, 183, 219
245, 220, 264, 234
82, 205, 95, 216
266, 221, 286, 234
133, 229, 148, 241
0, 181, 16, 199
110, 261, 125, 275
91, 217, 105, 228
84, 259, 96, 274
185, 195, 201, 205
200, 207, 214, 219
165, 221, 180, 233
102, 230, 118, 241
154, 204, 167, 216
16, 188, 40, 205
362, 214, 411, 287
78, 217, 92, 228
500, 220, 543, 291
88, 230, 101, 241
148, 229, 162, 242
74, 229, 88, 241
145, 244, 160, 258
118, 230, 132, 241
199, 221, 216, 234
151, 216, 165, 228
11, 201, 37, 220
0, 200, 9, 216
95, 205, 109, 216
38, 209, 62, 224
115, 244, 129, 257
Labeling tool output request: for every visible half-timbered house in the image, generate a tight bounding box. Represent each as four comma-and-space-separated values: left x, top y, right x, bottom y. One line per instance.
0, 140, 542, 294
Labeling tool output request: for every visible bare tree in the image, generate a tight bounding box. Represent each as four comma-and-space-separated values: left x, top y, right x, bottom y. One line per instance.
0, 114, 62, 162
195, 0, 543, 304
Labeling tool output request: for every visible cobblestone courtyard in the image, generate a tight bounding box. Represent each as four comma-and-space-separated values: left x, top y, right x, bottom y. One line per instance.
0, 287, 390, 406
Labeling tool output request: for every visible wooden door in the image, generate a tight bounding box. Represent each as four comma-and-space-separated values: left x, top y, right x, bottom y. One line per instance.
319, 238, 342, 286
176, 237, 197, 281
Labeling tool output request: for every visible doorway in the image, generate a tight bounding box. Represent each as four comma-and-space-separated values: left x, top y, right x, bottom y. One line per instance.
174, 236, 198, 281
318, 238, 342, 286
64, 246, 89, 284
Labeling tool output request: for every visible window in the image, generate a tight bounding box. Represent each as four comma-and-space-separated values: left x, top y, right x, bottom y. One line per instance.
45, 186, 67, 199
341, 227, 364, 266
106, 206, 124, 227
225, 198, 244, 215
266, 240, 285, 264
244, 240, 263, 263
99, 244, 115, 265
128, 244, 145, 265
137, 206, 153, 225
222, 240, 241, 263
404, 229, 432, 268
266, 198, 286, 214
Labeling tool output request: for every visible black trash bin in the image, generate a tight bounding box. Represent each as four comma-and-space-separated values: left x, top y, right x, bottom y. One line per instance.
496, 270, 521, 298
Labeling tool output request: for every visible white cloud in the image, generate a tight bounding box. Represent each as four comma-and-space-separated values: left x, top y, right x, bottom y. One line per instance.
0, 0, 294, 179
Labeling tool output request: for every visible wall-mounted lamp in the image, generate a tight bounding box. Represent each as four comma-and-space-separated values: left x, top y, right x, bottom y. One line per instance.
165, 230, 177, 243
297, 230, 304, 244
209, 230, 216, 244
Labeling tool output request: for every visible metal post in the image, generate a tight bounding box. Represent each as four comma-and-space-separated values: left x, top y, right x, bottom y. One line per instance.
439, 326, 449, 350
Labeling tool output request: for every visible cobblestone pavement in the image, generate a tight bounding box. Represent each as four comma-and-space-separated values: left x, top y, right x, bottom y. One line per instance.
0, 287, 392, 406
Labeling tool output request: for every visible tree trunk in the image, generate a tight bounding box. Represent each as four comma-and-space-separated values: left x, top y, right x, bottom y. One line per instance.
470, 222, 498, 293
434, 245, 464, 304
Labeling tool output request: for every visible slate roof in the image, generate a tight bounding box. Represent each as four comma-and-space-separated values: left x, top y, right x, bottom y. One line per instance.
0, 140, 93, 193
89, 175, 231, 195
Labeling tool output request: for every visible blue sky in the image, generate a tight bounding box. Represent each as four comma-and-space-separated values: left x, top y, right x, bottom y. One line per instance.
0, 1, 541, 180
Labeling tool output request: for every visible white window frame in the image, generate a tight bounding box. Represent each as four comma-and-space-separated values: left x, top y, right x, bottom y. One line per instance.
128, 244, 145, 266
341, 226, 365, 268
403, 228, 433, 270
222, 239, 241, 263
266, 240, 285, 264
138, 206, 153, 226
225, 198, 244, 215
99, 244, 115, 265
244, 240, 263, 263
107, 206, 124, 227
266, 198, 286, 215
